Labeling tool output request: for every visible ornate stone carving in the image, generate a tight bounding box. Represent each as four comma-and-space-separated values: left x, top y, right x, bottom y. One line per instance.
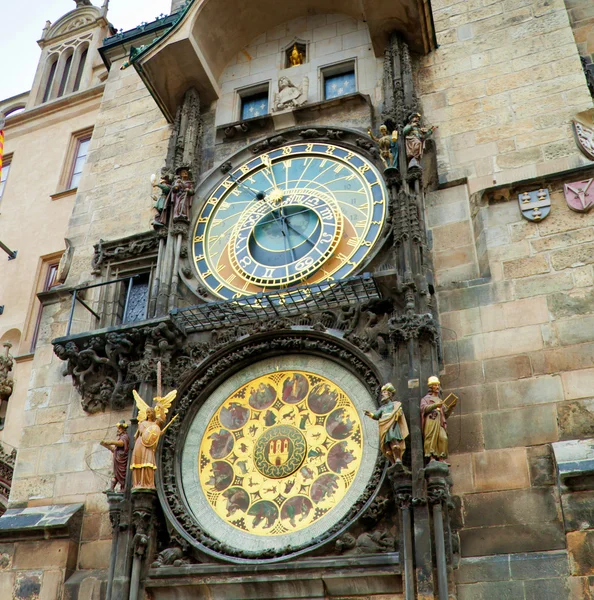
272, 76, 308, 111
389, 311, 438, 345
251, 136, 286, 154
0, 343, 14, 402
151, 535, 193, 568
91, 232, 159, 273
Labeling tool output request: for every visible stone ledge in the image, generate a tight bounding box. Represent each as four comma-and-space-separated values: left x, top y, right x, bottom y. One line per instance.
0, 504, 83, 542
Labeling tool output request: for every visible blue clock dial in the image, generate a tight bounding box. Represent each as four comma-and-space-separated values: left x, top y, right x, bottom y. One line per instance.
192, 142, 387, 299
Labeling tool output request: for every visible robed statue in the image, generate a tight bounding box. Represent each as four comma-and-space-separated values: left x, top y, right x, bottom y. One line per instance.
131, 388, 177, 489
100, 420, 130, 492
365, 383, 409, 464
420, 376, 457, 462
367, 124, 399, 173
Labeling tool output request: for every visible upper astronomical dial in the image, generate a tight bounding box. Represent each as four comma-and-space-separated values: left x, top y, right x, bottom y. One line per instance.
193, 142, 387, 299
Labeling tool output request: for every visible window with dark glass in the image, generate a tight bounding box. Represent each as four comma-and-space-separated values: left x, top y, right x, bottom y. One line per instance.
73, 48, 88, 93
0, 159, 11, 204
241, 89, 269, 120
69, 136, 91, 189
322, 62, 356, 100
57, 53, 73, 98
122, 273, 150, 324
42, 57, 58, 103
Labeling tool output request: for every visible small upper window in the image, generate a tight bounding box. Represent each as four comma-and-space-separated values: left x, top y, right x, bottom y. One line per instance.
69, 136, 91, 189
322, 62, 356, 100
240, 87, 269, 121
43, 57, 58, 103
0, 158, 11, 204
73, 48, 88, 93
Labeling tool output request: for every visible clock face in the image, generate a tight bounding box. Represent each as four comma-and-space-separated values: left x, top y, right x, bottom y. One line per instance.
193, 142, 387, 299
179, 355, 380, 556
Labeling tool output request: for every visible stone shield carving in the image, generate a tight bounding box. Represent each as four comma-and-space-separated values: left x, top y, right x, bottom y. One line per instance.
564, 179, 594, 213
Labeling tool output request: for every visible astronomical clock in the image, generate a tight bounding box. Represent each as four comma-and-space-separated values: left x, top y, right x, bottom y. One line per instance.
162, 133, 390, 562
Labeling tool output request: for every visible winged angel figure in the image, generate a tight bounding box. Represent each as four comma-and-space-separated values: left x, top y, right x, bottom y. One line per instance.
130, 389, 177, 489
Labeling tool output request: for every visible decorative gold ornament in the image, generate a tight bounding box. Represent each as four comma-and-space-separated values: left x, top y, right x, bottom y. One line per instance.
198, 370, 363, 535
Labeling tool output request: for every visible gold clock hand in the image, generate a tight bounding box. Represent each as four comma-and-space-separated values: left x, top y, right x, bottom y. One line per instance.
261, 155, 283, 200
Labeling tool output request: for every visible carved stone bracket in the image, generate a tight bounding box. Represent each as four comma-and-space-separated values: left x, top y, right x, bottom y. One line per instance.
158, 331, 385, 563
53, 319, 186, 413
389, 311, 439, 346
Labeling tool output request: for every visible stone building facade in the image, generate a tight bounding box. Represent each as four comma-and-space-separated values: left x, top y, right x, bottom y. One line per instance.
0, 0, 593, 599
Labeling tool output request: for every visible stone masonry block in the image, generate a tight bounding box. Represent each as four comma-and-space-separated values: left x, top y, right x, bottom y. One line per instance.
530, 228, 594, 253
449, 383, 498, 416
556, 315, 594, 346
78, 540, 115, 570
473, 448, 530, 492
457, 581, 524, 600
557, 399, 594, 440
527, 444, 555, 487
39, 570, 64, 600
560, 490, 594, 532
456, 555, 510, 584
509, 550, 569, 579
547, 288, 594, 319
550, 242, 594, 270
503, 296, 549, 328
568, 530, 594, 575
503, 255, 550, 279
447, 413, 484, 454
484, 355, 532, 382
483, 404, 558, 449
514, 272, 574, 299
482, 325, 543, 359
497, 375, 563, 408
562, 368, 594, 400
524, 577, 575, 600
13, 540, 76, 570
459, 522, 565, 557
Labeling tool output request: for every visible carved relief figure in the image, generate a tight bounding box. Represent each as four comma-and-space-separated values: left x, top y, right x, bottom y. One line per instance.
420, 376, 457, 462
171, 167, 195, 222
0, 343, 14, 402
273, 76, 309, 111
151, 171, 172, 228
367, 125, 399, 172
100, 420, 130, 492
365, 383, 409, 464
403, 112, 436, 169
130, 389, 177, 489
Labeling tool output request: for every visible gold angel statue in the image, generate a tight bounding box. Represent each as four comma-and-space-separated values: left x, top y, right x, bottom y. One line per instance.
130, 387, 177, 489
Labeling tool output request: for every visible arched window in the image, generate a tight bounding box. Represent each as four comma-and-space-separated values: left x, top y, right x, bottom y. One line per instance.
57, 52, 73, 98
42, 56, 58, 103
72, 47, 88, 93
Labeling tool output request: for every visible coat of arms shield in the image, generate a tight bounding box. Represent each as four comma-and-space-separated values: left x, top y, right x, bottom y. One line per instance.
572, 108, 594, 161
518, 189, 551, 222
564, 179, 594, 213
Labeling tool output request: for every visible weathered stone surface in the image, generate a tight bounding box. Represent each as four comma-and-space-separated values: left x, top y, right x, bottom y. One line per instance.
483, 355, 532, 382
568, 530, 594, 575
448, 383, 498, 415
497, 375, 563, 409
432, 220, 474, 250
560, 490, 594, 532
562, 368, 594, 401
503, 254, 550, 279
502, 296, 549, 328
78, 540, 111, 570
473, 448, 529, 492
14, 571, 42, 600
13, 540, 76, 570
527, 444, 555, 487
455, 555, 510, 584
483, 404, 558, 449
39, 570, 64, 600
0, 572, 15, 600
482, 325, 543, 359
447, 413, 484, 454
457, 581, 524, 600
550, 242, 594, 270
530, 228, 594, 253
459, 522, 565, 557
509, 550, 569, 579
556, 315, 594, 346
441, 361, 485, 388
449, 453, 475, 495
463, 488, 559, 528
557, 399, 594, 440
514, 272, 573, 299
523, 577, 574, 600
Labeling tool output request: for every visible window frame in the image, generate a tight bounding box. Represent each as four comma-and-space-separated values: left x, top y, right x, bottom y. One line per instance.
56, 127, 93, 195
237, 82, 271, 122
319, 59, 357, 101
0, 154, 13, 207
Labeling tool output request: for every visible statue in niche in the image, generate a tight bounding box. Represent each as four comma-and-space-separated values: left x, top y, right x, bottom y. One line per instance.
0, 343, 14, 402
403, 112, 437, 170
420, 376, 458, 463
273, 76, 309, 112
131, 388, 177, 489
365, 383, 409, 465
367, 125, 399, 174
151, 171, 172, 228
171, 166, 195, 223
288, 43, 305, 67
100, 420, 130, 492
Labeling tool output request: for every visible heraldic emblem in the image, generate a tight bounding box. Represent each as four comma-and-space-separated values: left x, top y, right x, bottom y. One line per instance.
518, 188, 551, 222
572, 108, 594, 162
564, 179, 594, 213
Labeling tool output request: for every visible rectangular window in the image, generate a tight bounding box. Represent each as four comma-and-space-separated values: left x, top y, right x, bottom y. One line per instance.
0, 157, 11, 204
69, 135, 91, 189
322, 61, 356, 100
30, 261, 60, 352
239, 84, 269, 120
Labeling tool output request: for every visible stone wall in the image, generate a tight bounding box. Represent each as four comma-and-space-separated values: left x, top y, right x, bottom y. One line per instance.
565, 0, 594, 64
419, 0, 593, 191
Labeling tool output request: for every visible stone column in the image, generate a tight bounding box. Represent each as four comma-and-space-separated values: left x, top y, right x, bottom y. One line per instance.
129, 489, 158, 600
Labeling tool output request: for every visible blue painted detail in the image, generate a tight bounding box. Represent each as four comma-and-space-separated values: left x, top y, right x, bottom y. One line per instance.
325, 72, 356, 99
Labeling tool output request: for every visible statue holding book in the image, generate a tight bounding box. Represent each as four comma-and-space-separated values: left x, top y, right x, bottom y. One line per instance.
420, 376, 457, 463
